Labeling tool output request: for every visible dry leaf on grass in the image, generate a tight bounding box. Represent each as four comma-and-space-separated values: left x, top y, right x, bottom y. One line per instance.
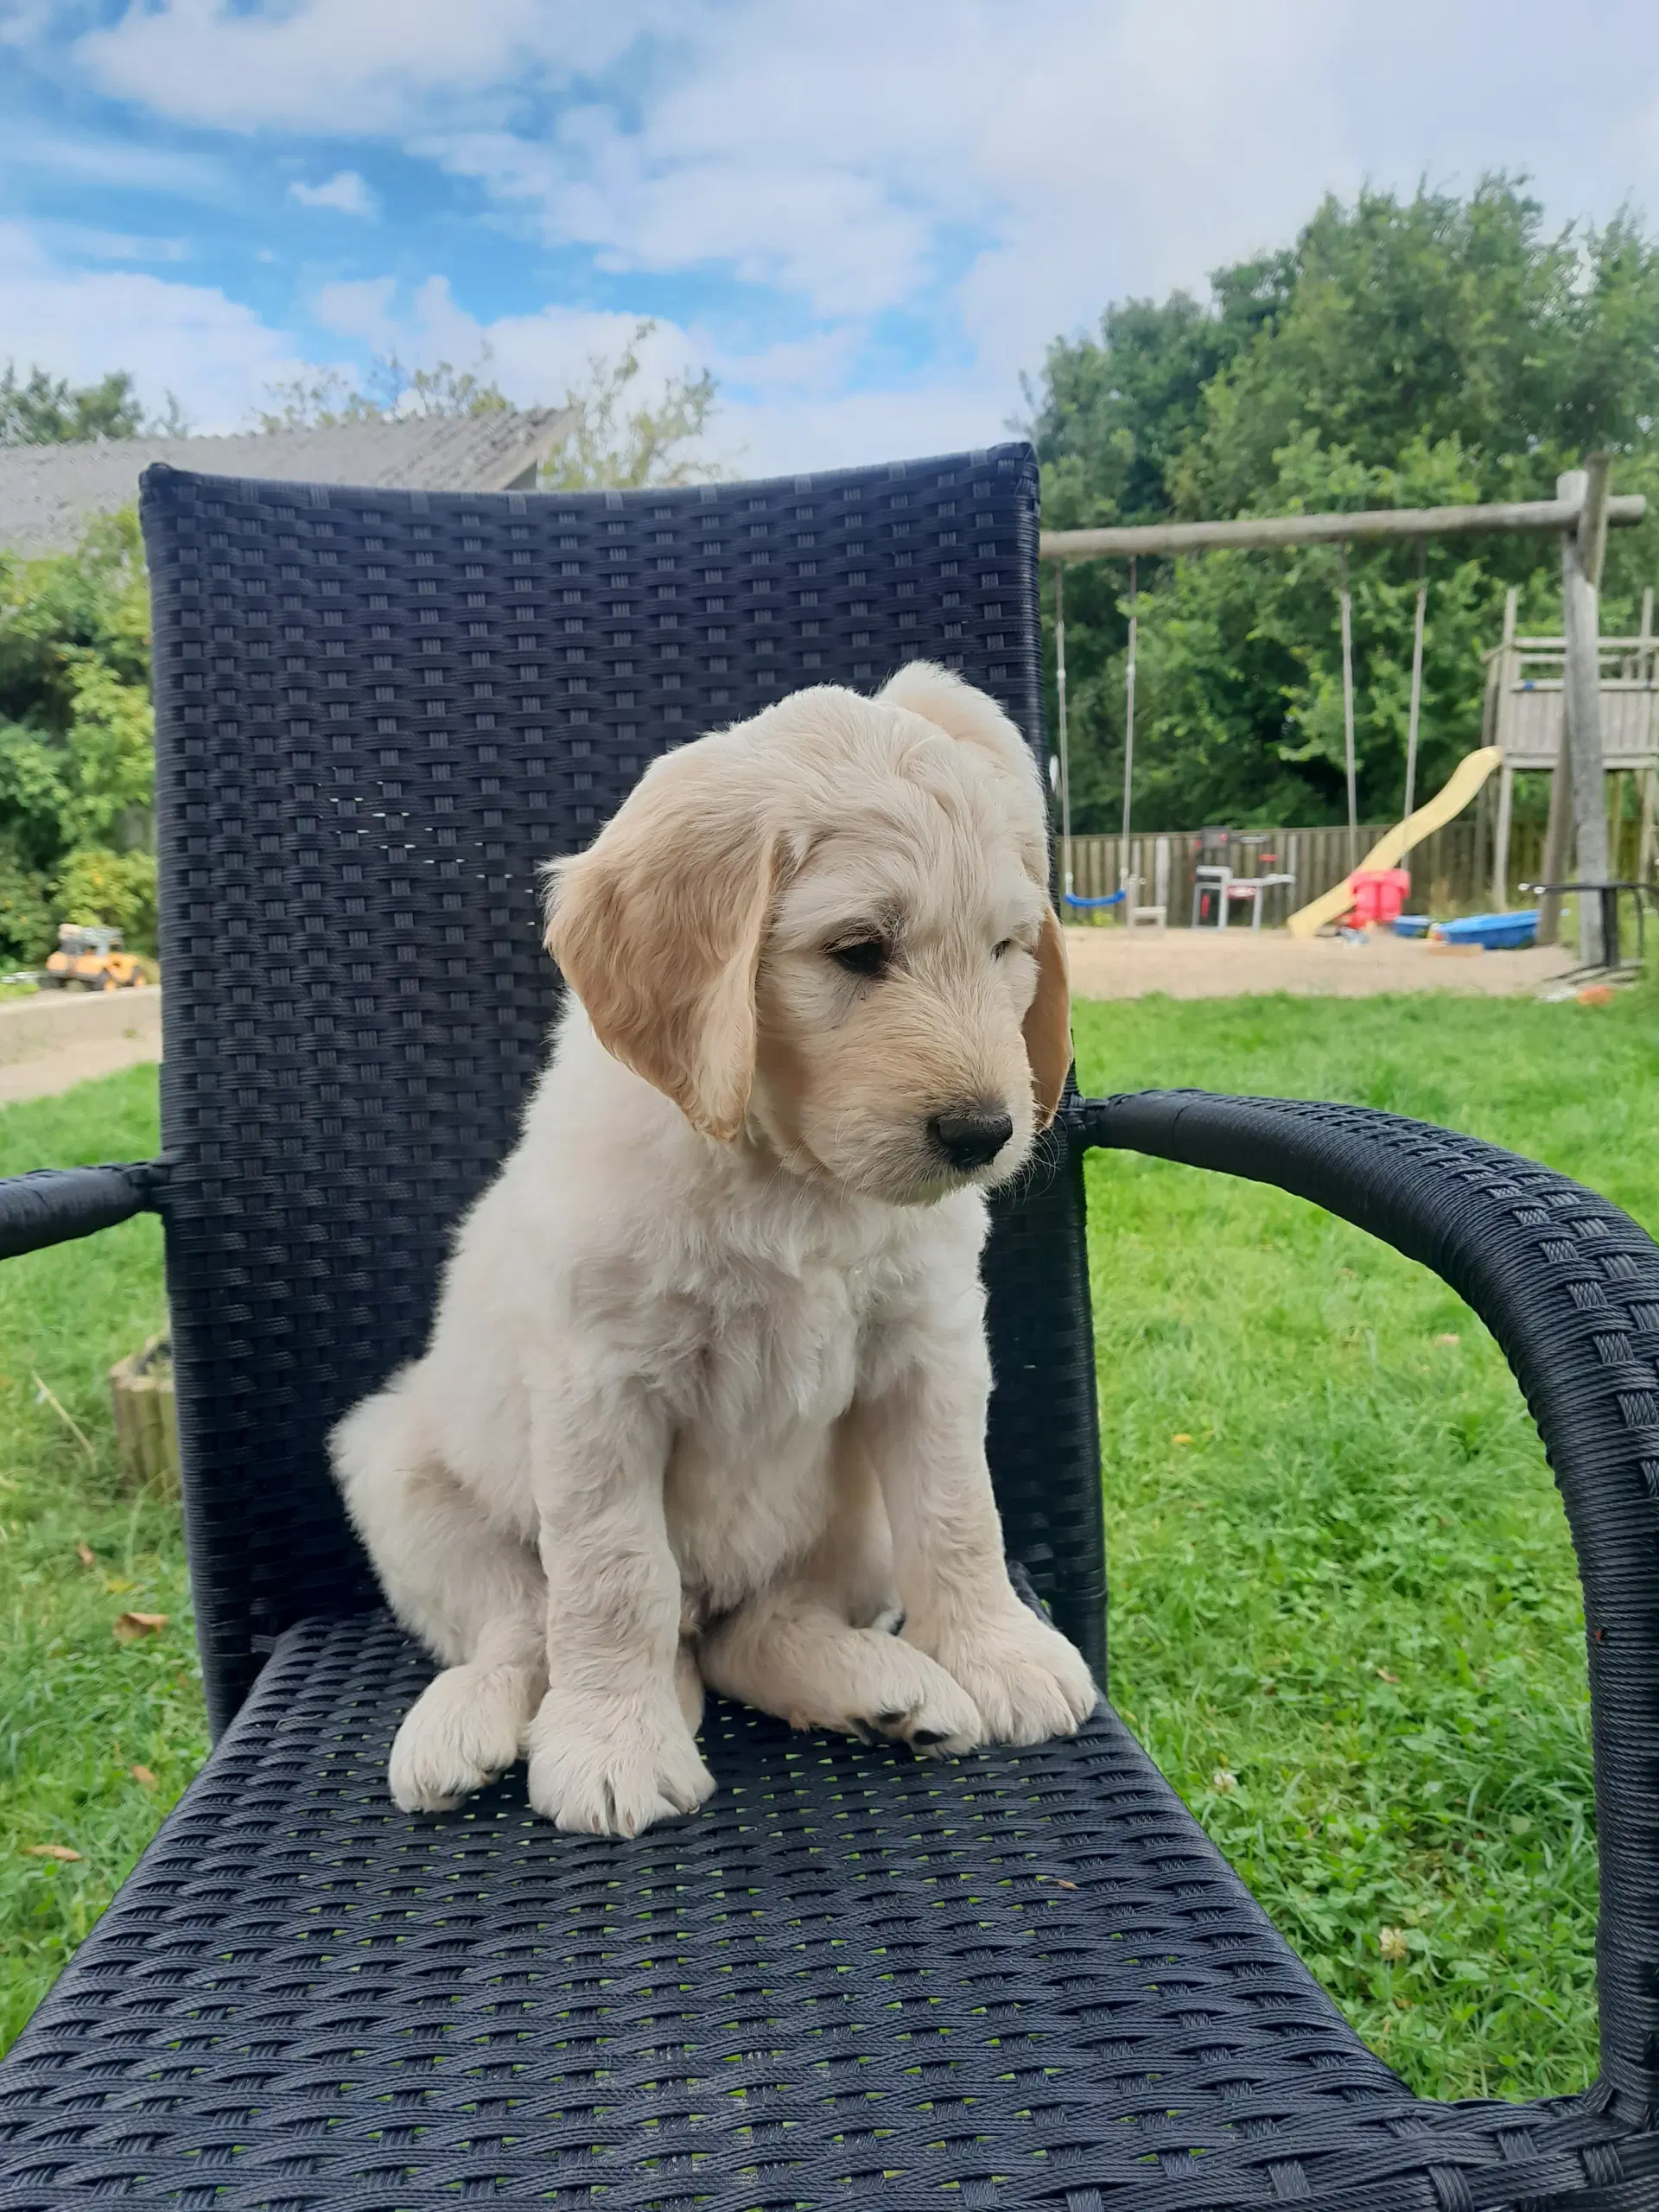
1171, 1432, 1194, 1445
130, 1764, 158, 1789
75, 1541, 96, 1567
22, 1844, 81, 1862
112, 1611, 168, 1642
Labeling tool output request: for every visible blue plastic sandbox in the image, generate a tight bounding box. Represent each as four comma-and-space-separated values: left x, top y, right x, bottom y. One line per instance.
1432, 911, 1540, 950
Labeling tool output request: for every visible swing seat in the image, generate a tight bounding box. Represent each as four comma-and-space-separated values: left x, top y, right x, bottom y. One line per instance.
4, 445, 1659, 2212
1349, 867, 1412, 927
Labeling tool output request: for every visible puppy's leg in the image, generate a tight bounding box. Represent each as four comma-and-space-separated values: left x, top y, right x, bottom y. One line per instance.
855, 1323, 1097, 1748
700, 1423, 977, 1751
524, 1380, 714, 1838
701, 1590, 980, 1752
334, 1383, 546, 1813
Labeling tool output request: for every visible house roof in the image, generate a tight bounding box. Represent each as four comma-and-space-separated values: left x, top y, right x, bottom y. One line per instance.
0, 410, 572, 561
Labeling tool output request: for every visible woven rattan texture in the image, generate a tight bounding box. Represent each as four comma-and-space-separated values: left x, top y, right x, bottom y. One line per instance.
3, 1607, 1637, 2212
137, 446, 1104, 1732
1076, 1090, 1659, 2123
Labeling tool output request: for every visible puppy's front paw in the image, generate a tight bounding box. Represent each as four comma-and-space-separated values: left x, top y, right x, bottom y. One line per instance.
390, 1662, 536, 1813
922, 1607, 1096, 1748
526, 1689, 715, 1837
794, 1630, 982, 1757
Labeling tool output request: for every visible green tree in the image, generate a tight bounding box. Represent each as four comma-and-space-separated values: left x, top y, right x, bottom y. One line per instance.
1, 363, 143, 445
1028, 178, 1659, 832
1, 363, 187, 445
255, 354, 512, 430
0, 512, 156, 964
541, 321, 722, 490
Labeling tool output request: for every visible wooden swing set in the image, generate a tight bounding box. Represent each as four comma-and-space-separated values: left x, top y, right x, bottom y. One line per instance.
1043, 461, 1649, 965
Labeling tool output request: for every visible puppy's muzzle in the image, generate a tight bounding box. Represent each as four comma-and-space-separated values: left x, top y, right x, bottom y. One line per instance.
928, 1104, 1014, 1173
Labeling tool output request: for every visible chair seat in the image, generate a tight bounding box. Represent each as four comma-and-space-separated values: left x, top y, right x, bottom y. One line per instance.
0, 1612, 1624, 2210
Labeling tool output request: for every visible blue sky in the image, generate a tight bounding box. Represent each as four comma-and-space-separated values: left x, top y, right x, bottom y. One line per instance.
4, 0, 1659, 473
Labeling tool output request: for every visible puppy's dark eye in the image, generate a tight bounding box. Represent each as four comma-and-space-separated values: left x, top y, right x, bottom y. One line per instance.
993, 938, 1013, 959
829, 938, 888, 979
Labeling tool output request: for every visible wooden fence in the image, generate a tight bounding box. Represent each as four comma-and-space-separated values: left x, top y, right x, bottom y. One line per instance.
1058, 817, 1649, 927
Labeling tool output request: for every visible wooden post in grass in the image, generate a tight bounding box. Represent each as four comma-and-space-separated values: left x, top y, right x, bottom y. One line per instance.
1636, 588, 1656, 883
1491, 588, 1516, 911
1122, 555, 1138, 848
1560, 460, 1612, 965
1402, 541, 1427, 872
1537, 747, 1572, 948
1054, 565, 1071, 897
109, 1335, 177, 1497
1339, 544, 1358, 875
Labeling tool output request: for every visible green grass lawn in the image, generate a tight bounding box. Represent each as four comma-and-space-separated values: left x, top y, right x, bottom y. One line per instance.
2, 984, 1656, 2100
0, 1067, 202, 2056
1071, 984, 1659, 2101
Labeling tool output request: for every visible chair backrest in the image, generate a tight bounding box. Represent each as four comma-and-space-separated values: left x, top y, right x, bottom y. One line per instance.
141, 444, 1106, 1733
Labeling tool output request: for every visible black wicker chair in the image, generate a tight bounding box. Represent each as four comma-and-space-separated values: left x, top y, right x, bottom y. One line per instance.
2, 446, 1657, 2212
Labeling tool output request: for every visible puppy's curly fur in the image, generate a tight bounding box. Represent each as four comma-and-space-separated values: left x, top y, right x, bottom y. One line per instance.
332, 665, 1096, 1836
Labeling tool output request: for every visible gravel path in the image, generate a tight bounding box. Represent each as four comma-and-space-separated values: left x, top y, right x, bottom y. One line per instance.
1064, 926, 1579, 1001
0, 989, 162, 1104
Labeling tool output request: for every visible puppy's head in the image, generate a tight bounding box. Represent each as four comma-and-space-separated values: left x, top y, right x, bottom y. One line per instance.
544, 664, 1070, 1205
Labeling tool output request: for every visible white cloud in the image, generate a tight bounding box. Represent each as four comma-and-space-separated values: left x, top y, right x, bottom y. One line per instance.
423, 124, 937, 321
405, 3, 1359, 333
0, 223, 308, 432
289, 168, 378, 217
310, 271, 690, 397
70, 0, 1363, 329
77, 0, 665, 134
713, 383, 1007, 479
308, 274, 402, 348
4, 128, 226, 200
35, 223, 192, 264
305, 268, 1002, 473
48, 0, 1659, 480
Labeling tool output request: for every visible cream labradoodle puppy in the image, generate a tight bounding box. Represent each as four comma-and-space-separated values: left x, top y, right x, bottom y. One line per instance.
332, 663, 1096, 1837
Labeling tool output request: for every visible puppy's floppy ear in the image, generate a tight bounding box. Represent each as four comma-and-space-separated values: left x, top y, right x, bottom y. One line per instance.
1024, 903, 1071, 1130
544, 734, 787, 1141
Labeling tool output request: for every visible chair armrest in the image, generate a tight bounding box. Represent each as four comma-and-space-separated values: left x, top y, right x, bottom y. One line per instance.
0, 1160, 167, 1261
1066, 1087, 1659, 2120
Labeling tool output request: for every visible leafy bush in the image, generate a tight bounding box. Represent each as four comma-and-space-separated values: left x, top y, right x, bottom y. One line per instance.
0, 847, 52, 968
53, 848, 157, 950
0, 511, 156, 958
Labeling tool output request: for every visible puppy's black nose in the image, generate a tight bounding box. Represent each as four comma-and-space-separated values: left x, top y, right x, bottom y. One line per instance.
929, 1105, 1014, 1172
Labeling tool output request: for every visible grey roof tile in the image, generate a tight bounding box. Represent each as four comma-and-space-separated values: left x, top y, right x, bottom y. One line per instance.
0, 410, 572, 560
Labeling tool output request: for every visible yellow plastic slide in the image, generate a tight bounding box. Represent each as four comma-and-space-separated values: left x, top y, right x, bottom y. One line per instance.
1286, 746, 1503, 938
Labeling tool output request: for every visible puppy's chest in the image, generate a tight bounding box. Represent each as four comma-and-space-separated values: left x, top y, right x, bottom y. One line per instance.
688, 1250, 904, 1435
664, 1252, 904, 1606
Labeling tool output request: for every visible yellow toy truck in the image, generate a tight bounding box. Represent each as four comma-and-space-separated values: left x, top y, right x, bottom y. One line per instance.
41, 924, 149, 992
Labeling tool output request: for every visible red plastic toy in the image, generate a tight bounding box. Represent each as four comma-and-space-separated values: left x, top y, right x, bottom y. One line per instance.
1347, 868, 1411, 928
